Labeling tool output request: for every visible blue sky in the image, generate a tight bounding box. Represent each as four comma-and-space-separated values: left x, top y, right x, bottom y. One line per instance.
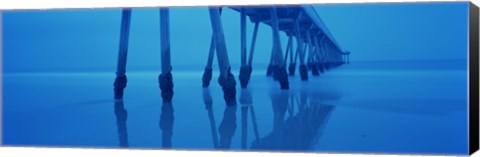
2, 2, 469, 72
315, 2, 469, 61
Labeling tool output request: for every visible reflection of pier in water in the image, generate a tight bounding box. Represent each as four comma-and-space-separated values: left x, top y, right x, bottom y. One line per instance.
203, 88, 238, 149
114, 100, 129, 147
202, 86, 341, 151
249, 89, 337, 151
159, 102, 174, 148
114, 100, 174, 148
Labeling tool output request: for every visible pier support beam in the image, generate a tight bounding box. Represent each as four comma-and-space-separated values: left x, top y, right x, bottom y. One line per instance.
306, 30, 319, 76
238, 9, 253, 88
202, 37, 215, 87
288, 62, 296, 76
219, 105, 237, 149
266, 51, 276, 76
284, 35, 296, 76
320, 37, 330, 71
209, 7, 237, 105
239, 20, 259, 88
294, 14, 308, 81
284, 35, 292, 64
202, 9, 223, 87
346, 53, 350, 64
158, 8, 174, 103
270, 7, 289, 89
313, 36, 325, 73
239, 22, 259, 88
114, 9, 132, 100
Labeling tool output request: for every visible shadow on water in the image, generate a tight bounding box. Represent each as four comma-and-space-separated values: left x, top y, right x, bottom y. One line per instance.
114, 100, 129, 147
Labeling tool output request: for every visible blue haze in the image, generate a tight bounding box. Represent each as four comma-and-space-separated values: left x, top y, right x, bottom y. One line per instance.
315, 2, 469, 62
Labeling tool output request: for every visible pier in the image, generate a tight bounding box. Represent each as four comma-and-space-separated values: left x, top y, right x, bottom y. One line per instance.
113, 5, 349, 103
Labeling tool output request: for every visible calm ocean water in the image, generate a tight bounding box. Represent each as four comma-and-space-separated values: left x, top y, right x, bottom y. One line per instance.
2, 60, 468, 155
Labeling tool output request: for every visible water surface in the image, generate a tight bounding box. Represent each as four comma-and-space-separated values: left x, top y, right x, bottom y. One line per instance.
2, 60, 469, 155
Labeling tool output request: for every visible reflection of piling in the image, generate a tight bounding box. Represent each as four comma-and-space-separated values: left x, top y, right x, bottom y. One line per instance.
283, 36, 292, 67
250, 105, 261, 140
218, 106, 237, 149
202, 88, 220, 149
319, 37, 330, 70
306, 29, 320, 76
293, 12, 308, 81
239, 89, 253, 149
313, 36, 325, 74
271, 90, 289, 131
241, 106, 248, 149
159, 102, 174, 148
114, 100, 129, 147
